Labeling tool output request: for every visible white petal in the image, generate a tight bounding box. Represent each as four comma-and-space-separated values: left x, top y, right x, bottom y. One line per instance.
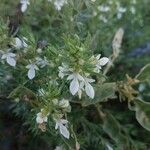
85, 83, 95, 99
55, 146, 62, 150
94, 67, 100, 73
36, 116, 43, 124
67, 74, 74, 80
23, 41, 28, 48
28, 68, 35, 79
15, 37, 23, 48
96, 54, 101, 60
55, 122, 59, 130
34, 65, 39, 70
77, 74, 84, 81
59, 99, 69, 108
106, 144, 113, 150
58, 72, 64, 79
21, 4, 27, 12
26, 64, 32, 69
85, 78, 95, 83
99, 57, 109, 66
59, 124, 70, 139
6, 56, 16, 67
8, 53, 16, 57
70, 78, 79, 95
37, 112, 42, 117
1, 54, 7, 59
43, 116, 48, 122
60, 119, 68, 124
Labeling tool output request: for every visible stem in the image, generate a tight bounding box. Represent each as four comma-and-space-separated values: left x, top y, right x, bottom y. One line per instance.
95, 104, 105, 120
70, 125, 80, 150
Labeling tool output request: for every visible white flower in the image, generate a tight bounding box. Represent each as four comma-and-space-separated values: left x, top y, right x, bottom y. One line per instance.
36, 48, 42, 54
36, 57, 49, 68
58, 63, 70, 79
1, 52, 16, 67
118, 7, 126, 13
84, 77, 95, 99
117, 6, 127, 19
54, 0, 67, 11
98, 5, 110, 12
13, 37, 28, 49
59, 99, 69, 108
55, 118, 70, 139
20, 0, 30, 12
92, 54, 109, 73
99, 15, 108, 23
36, 110, 49, 124
130, 6, 136, 14
67, 73, 84, 95
26, 64, 39, 79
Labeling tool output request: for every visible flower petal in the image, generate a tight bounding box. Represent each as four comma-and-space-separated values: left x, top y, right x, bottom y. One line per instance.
15, 37, 23, 49
21, 4, 27, 12
43, 116, 48, 122
70, 78, 79, 95
59, 124, 70, 139
55, 122, 59, 130
77, 73, 84, 81
85, 83, 95, 99
9, 53, 16, 57
28, 68, 35, 79
6, 56, 16, 67
67, 74, 74, 80
96, 54, 101, 60
1, 54, 7, 59
36, 116, 43, 124
85, 78, 95, 83
61, 119, 68, 124
99, 57, 109, 66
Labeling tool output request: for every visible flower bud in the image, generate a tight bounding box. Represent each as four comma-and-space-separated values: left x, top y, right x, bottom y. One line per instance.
59, 99, 69, 108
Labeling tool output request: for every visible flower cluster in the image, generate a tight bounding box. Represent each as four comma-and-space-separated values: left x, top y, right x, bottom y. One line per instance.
0, 36, 50, 80
94, 0, 137, 23
58, 54, 109, 99
36, 99, 70, 139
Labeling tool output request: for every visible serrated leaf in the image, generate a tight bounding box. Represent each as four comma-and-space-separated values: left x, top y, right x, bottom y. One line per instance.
135, 64, 150, 82
81, 83, 116, 106
134, 99, 150, 131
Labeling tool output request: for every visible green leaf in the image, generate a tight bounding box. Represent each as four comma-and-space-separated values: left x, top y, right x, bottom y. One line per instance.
102, 112, 131, 149
134, 99, 150, 131
81, 83, 116, 106
135, 64, 150, 82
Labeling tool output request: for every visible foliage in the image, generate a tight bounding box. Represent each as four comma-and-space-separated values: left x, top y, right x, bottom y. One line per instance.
0, 0, 150, 149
